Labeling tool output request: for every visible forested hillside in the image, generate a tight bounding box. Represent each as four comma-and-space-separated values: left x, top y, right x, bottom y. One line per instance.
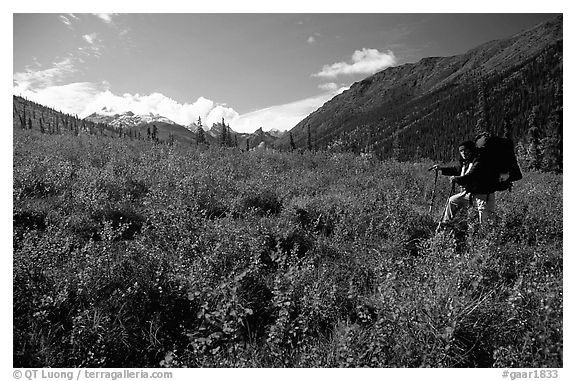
14, 95, 283, 151
280, 16, 562, 173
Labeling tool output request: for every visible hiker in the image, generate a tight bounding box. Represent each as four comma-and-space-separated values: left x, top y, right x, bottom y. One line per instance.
430, 140, 496, 228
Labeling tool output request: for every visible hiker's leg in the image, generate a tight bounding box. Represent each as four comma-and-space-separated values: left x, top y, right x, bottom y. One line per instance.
442, 191, 469, 223
474, 193, 496, 224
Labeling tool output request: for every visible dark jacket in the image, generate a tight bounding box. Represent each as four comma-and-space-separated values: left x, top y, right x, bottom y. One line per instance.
440, 156, 495, 194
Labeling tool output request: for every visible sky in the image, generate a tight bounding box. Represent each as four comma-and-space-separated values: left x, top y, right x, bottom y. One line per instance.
5, 3, 576, 379
13, 12, 560, 133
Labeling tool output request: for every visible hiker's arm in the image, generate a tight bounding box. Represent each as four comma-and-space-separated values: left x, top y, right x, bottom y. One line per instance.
439, 166, 461, 176
429, 164, 460, 176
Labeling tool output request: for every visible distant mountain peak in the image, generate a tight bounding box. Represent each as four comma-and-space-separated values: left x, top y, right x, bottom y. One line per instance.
84, 110, 177, 128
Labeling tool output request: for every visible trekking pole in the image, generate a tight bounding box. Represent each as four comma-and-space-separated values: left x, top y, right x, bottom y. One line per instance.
428, 168, 439, 214
435, 177, 456, 233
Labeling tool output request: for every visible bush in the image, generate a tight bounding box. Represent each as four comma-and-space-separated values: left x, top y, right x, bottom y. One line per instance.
13, 129, 562, 367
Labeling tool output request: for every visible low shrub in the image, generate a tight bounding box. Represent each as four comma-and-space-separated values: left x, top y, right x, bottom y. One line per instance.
13, 129, 562, 367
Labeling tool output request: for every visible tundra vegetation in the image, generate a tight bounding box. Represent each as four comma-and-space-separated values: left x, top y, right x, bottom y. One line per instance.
13, 128, 562, 367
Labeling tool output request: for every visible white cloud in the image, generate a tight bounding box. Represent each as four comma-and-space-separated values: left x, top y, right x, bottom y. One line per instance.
13, 81, 350, 133
14, 82, 107, 116
59, 15, 72, 27
230, 86, 349, 133
81, 92, 237, 126
13, 57, 78, 91
314, 48, 397, 78
12, 79, 240, 128
60, 14, 80, 29
82, 33, 98, 45
318, 82, 338, 91
206, 106, 240, 127
14, 62, 350, 134
94, 13, 115, 24
307, 32, 321, 44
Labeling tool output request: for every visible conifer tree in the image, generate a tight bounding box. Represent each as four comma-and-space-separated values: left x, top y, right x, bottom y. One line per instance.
289, 132, 296, 151
414, 146, 422, 161
474, 80, 488, 136
392, 133, 401, 161
527, 105, 542, 170
152, 125, 158, 141
220, 118, 228, 146
197, 126, 206, 145
541, 85, 562, 173
307, 125, 312, 151
503, 115, 512, 139
21, 106, 27, 130
246, 138, 250, 151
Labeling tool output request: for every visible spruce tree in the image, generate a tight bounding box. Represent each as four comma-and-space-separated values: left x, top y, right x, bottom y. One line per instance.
541, 85, 562, 173
21, 106, 27, 130
527, 105, 542, 170
197, 126, 206, 145
152, 125, 158, 142
289, 132, 296, 151
220, 118, 228, 146
474, 80, 488, 136
392, 133, 401, 161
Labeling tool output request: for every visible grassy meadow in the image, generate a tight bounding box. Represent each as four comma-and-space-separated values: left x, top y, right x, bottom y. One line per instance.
13, 129, 562, 367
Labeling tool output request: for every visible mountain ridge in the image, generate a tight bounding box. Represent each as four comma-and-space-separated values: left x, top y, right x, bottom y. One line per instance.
14, 96, 285, 150
278, 15, 562, 162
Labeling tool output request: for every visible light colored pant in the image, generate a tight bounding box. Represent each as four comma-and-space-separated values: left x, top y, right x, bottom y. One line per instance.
442, 191, 496, 224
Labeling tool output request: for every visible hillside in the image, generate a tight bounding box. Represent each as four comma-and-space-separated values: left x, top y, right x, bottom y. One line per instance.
13, 96, 116, 138
14, 96, 284, 149
278, 16, 562, 165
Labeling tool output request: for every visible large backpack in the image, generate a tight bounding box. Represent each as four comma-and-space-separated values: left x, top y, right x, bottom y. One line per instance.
475, 133, 523, 192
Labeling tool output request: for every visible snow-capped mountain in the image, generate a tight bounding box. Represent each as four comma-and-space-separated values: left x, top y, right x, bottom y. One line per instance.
267, 128, 285, 138
82, 107, 286, 149
186, 123, 208, 133
85, 109, 177, 128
